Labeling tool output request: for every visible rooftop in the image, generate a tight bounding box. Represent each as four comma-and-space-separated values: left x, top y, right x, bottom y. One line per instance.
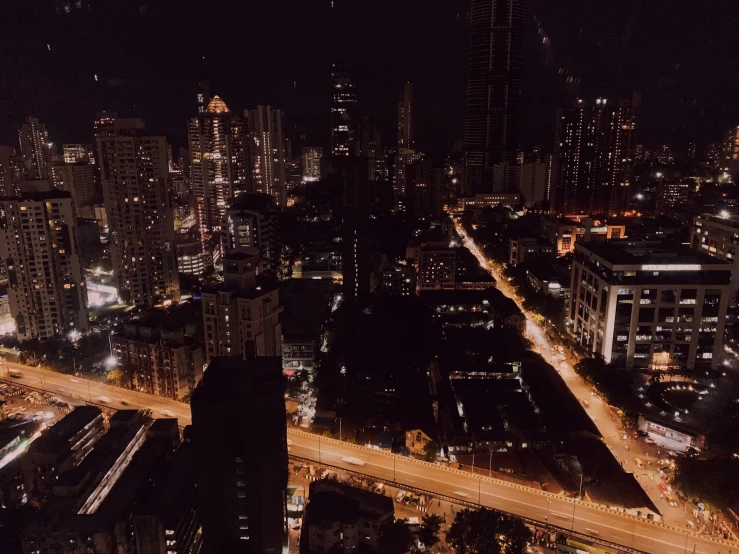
576, 239, 730, 268
280, 279, 334, 339
30, 406, 101, 454
228, 192, 275, 213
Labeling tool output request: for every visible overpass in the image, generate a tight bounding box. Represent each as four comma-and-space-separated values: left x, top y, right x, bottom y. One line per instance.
1, 362, 730, 554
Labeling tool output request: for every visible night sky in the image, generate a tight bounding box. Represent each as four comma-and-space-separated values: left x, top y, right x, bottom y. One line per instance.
1, 0, 738, 155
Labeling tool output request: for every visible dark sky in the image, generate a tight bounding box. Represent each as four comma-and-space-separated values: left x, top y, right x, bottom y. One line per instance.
1, 0, 738, 156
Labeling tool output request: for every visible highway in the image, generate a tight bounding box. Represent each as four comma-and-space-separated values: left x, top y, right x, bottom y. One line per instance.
1, 362, 733, 554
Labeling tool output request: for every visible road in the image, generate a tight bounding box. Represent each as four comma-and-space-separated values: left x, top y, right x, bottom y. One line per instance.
1, 362, 732, 554
451, 218, 691, 524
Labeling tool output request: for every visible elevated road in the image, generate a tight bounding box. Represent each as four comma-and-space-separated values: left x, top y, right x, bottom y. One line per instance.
1, 362, 731, 554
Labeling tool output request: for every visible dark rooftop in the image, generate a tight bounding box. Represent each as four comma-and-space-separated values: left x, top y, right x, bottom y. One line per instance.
30, 406, 101, 455
577, 239, 730, 267
228, 192, 275, 213
280, 279, 335, 339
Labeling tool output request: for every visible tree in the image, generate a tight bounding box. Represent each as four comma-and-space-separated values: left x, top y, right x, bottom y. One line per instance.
106, 367, 125, 386
379, 519, 414, 554
446, 508, 532, 554
422, 440, 439, 462
418, 513, 443, 550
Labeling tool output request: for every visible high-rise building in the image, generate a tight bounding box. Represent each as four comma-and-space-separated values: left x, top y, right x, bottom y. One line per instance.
552, 96, 639, 215
330, 63, 358, 156
18, 117, 52, 180
359, 115, 384, 182
463, 0, 526, 194
189, 96, 248, 239
0, 146, 22, 197
245, 106, 287, 208
201, 248, 282, 361
397, 81, 415, 150
98, 125, 180, 307
406, 157, 445, 219
49, 162, 96, 216
301, 147, 323, 182
62, 144, 92, 164
191, 355, 287, 554
721, 126, 739, 174
0, 184, 89, 341
519, 162, 548, 207
222, 192, 281, 275
570, 240, 730, 371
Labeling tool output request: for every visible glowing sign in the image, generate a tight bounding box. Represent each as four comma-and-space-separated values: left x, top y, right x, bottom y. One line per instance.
640, 264, 701, 272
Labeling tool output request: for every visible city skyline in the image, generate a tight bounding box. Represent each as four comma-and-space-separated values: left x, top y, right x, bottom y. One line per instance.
2, 1, 739, 155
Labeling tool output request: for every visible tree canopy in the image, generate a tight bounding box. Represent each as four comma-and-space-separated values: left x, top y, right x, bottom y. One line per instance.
446, 508, 532, 554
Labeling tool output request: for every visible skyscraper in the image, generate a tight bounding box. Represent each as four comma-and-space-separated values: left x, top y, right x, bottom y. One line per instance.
197, 76, 211, 114
330, 63, 358, 156
98, 124, 180, 307
551, 96, 639, 215
0, 183, 89, 341
245, 106, 287, 208
18, 117, 52, 180
359, 115, 383, 182
189, 96, 248, 238
191, 355, 287, 554
463, 0, 526, 194
397, 81, 415, 150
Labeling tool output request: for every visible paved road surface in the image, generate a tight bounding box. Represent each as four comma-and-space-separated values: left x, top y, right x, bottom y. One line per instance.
1, 362, 731, 554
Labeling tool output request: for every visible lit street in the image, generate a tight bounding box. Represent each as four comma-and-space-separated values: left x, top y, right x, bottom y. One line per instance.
1, 362, 732, 554
451, 217, 690, 524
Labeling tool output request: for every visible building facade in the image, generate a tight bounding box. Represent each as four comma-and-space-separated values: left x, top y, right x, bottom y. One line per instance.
18, 117, 51, 180
111, 322, 203, 400
188, 96, 248, 238
330, 63, 358, 156
419, 247, 456, 291
569, 240, 730, 371
463, 0, 526, 194
552, 96, 639, 215
201, 249, 282, 362
99, 128, 180, 307
0, 187, 89, 341
221, 192, 281, 275
191, 356, 288, 554
397, 81, 414, 150
0, 146, 22, 197
301, 147, 323, 182
541, 215, 625, 257
49, 162, 96, 216
245, 106, 287, 208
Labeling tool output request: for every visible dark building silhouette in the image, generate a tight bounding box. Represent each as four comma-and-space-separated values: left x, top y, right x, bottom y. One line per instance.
191, 356, 287, 554
463, 0, 526, 194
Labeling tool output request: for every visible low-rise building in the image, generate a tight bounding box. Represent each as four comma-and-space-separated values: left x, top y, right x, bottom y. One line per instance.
526, 264, 571, 300
280, 279, 333, 374
570, 240, 731, 370
23, 406, 104, 498
508, 237, 554, 267
637, 414, 705, 453
405, 428, 435, 457
455, 193, 521, 211
542, 215, 626, 256
305, 480, 394, 554
379, 260, 415, 296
